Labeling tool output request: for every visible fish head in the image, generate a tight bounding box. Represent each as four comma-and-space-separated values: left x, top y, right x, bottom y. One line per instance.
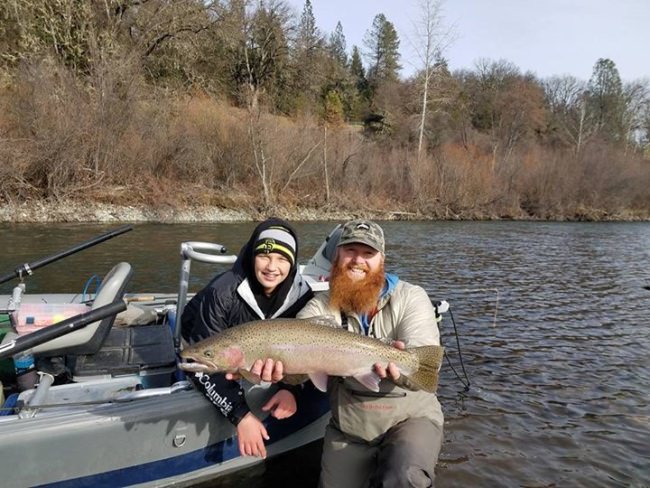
179, 341, 245, 374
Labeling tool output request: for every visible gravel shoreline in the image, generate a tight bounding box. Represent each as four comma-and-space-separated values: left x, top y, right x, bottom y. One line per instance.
1, 200, 647, 223
0, 201, 368, 223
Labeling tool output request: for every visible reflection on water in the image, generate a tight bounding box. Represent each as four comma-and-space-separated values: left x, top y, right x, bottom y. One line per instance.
1, 221, 649, 487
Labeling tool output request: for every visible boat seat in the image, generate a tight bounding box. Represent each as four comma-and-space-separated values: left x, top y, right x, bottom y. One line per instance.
70, 323, 177, 388
33, 262, 133, 357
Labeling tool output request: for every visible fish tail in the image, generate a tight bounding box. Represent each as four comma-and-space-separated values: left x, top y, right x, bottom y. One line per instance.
404, 345, 444, 393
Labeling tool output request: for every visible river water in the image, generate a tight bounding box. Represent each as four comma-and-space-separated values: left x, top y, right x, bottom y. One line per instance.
1, 221, 649, 487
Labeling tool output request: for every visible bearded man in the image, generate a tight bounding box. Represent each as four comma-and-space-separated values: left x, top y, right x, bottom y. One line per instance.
297, 219, 444, 488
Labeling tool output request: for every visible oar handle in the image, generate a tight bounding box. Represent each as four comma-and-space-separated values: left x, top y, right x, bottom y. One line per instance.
0, 300, 127, 360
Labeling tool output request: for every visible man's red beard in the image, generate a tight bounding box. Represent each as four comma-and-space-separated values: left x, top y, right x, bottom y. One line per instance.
329, 259, 385, 314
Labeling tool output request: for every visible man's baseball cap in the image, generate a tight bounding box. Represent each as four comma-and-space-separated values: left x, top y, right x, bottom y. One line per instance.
336, 219, 385, 254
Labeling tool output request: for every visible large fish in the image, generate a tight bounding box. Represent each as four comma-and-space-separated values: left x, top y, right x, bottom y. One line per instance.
179, 317, 444, 393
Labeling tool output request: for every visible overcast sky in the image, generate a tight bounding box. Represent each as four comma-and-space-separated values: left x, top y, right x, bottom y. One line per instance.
284, 0, 650, 82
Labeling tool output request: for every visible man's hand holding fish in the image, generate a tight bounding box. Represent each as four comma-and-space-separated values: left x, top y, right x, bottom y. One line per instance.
225, 358, 285, 382
373, 340, 405, 381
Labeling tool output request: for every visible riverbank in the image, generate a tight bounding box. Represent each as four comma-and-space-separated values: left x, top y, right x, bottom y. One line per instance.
0, 200, 365, 223
0, 200, 648, 223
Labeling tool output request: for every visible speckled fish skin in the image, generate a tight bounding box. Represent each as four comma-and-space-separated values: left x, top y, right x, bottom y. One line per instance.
179, 317, 443, 393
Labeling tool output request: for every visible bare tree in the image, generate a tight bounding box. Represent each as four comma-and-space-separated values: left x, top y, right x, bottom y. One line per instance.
223, 0, 292, 206
409, 0, 454, 161
467, 59, 546, 168
542, 75, 596, 154
622, 79, 650, 153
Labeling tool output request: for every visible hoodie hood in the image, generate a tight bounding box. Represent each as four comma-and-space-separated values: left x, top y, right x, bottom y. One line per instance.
232, 217, 301, 318
233, 217, 300, 278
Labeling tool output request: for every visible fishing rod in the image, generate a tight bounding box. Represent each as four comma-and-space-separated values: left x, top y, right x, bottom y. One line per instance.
443, 306, 471, 392
0, 300, 126, 360
433, 300, 471, 392
0, 225, 133, 285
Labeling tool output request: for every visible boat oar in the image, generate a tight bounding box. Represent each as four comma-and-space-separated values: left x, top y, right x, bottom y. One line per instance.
0, 225, 133, 285
0, 300, 126, 360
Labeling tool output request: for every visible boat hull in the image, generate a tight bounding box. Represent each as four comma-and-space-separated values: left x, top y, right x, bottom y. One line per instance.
0, 382, 329, 487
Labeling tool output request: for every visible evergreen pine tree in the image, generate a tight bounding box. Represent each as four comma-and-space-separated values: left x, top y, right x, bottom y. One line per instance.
328, 21, 347, 66
364, 13, 401, 87
587, 58, 626, 143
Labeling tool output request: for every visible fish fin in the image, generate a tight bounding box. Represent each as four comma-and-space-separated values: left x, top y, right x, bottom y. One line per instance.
405, 345, 444, 393
308, 372, 329, 392
282, 374, 310, 386
353, 371, 381, 392
239, 369, 261, 385
309, 315, 340, 329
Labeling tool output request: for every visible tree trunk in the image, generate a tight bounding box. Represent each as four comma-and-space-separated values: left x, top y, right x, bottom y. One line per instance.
323, 125, 330, 204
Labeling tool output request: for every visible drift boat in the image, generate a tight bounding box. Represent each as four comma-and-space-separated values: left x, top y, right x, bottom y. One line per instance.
0, 226, 336, 488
